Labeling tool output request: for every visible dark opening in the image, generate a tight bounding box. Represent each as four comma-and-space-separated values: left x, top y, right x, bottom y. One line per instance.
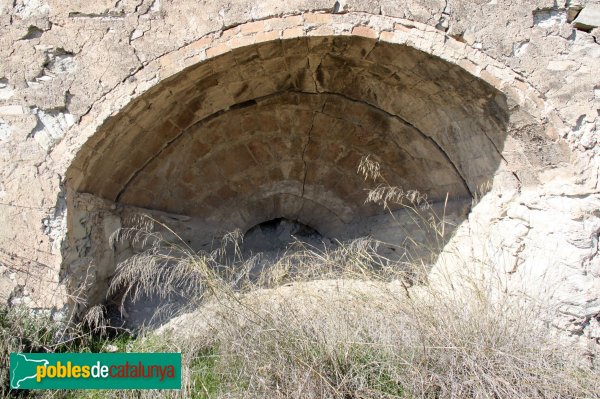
243, 218, 324, 254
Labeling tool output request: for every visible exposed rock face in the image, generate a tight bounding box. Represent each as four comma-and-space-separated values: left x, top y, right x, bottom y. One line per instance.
573, 4, 600, 31
0, 1, 598, 345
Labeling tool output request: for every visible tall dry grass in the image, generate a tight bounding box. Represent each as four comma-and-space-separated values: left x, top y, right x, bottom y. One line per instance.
106, 230, 599, 398
4, 156, 599, 398
98, 157, 600, 398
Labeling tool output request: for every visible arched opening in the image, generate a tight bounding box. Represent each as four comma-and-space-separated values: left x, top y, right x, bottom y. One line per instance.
62, 28, 537, 325
243, 218, 323, 254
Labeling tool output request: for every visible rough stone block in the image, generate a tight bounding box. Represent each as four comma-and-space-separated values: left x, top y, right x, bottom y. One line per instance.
304, 12, 333, 24
282, 27, 305, 39
573, 5, 600, 31
352, 25, 378, 39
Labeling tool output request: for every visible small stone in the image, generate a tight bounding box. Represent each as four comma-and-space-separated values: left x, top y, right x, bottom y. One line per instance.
10, 296, 32, 306
104, 344, 119, 352
462, 29, 477, 45
332, 0, 344, 13
130, 29, 144, 41
0, 105, 24, 115
52, 310, 66, 322
0, 120, 10, 141
436, 14, 449, 31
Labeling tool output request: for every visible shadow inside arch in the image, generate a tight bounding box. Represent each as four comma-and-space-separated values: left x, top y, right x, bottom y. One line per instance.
61, 33, 521, 329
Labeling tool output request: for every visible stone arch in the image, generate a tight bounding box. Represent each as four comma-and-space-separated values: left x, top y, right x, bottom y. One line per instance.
60, 13, 569, 318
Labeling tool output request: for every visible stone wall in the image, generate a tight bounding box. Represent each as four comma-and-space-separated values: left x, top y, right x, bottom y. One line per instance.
0, 0, 598, 344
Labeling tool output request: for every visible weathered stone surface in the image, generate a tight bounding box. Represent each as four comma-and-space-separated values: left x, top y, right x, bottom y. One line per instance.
0, 1, 598, 348
573, 4, 600, 30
